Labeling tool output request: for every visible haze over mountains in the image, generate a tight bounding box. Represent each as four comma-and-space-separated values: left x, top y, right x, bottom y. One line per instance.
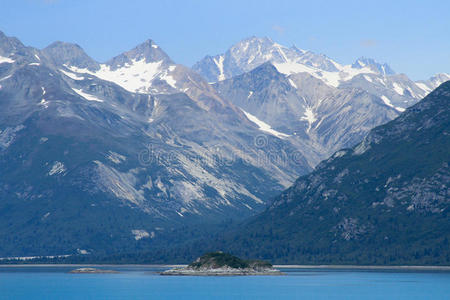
0, 30, 448, 259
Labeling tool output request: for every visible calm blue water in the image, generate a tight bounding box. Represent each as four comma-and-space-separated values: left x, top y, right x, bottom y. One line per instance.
0, 266, 449, 299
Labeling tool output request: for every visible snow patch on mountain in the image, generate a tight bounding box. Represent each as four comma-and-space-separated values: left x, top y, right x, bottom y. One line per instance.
39, 98, 49, 108
301, 107, 317, 132
0, 125, 25, 150
274, 43, 289, 62
68, 59, 182, 93
39, 87, 50, 108
380, 95, 405, 112
159, 70, 177, 89
72, 88, 103, 102
131, 229, 150, 240
333, 150, 348, 158
288, 78, 297, 88
107, 151, 126, 164
364, 75, 373, 82
214, 56, 225, 81
49, 161, 66, 176
274, 61, 375, 87
415, 82, 432, 93
393, 83, 404, 95
241, 109, 290, 138
381, 95, 395, 108
0, 56, 14, 64
0, 74, 12, 82
60, 69, 84, 80
69, 59, 163, 93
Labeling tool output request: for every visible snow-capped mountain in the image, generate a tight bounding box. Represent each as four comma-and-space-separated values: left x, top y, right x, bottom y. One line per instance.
193, 36, 382, 86
197, 37, 449, 161
351, 57, 395, 76
0, 31, 310, 256
45, 38, 237, 114
54, 39, 178, 94
194, 37, 448, 111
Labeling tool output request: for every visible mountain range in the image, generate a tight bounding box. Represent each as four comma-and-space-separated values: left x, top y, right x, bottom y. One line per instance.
0, 31, 448, 260
0, 31, 308, 256
116, 81, 449, 265
195, 37, 449, 162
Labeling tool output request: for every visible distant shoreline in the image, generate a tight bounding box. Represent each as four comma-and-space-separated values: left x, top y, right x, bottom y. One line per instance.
0, 264, 187, 268
1, 264, 450, 271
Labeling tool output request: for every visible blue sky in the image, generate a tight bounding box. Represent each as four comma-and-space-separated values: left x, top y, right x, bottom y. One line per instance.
1, 0, 449, 79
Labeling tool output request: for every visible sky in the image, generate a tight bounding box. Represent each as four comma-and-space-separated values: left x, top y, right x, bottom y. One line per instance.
1, 0, 449, 80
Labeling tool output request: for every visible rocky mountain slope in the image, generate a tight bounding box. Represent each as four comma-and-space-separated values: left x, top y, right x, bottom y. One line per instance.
0, 31, 310, 257
215, 82, 450, 265
195, 37, 449, 162
214, 63, 399, 164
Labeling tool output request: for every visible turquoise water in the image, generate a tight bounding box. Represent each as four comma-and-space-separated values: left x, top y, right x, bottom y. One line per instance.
0, 266, 449, 299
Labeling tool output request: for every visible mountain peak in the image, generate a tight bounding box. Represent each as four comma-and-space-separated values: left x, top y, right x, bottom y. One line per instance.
0, 30, 26, 56
106, 38, 173, 69
135, 38, 159, 50
46, 40, 82, 49
229, 36, 277, 54
352, 57, 395, 75
428, 73, 450, 85
240, 36, 273, 44
254, 60, 278, 71
42, 41, 99, 70
291, 45, 307, 55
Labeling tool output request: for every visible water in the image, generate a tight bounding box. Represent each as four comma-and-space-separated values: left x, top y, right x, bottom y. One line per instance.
0, 266, 449, 299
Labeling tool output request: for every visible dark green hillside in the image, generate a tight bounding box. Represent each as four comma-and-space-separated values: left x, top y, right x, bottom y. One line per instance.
215, 82, 450, 265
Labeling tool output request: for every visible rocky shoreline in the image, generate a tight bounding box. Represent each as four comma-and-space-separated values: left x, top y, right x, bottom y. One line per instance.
161, 266, 283, 276
69, 268, 119, 274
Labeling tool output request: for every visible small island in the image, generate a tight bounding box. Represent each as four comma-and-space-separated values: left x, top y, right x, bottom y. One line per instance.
69, 267, 119, 274
161, 251, 283, 276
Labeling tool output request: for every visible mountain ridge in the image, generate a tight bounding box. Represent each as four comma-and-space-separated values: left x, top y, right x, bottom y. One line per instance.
212, 81, 450, 265
194, 36, 449, 99
0, 30, 310, 257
